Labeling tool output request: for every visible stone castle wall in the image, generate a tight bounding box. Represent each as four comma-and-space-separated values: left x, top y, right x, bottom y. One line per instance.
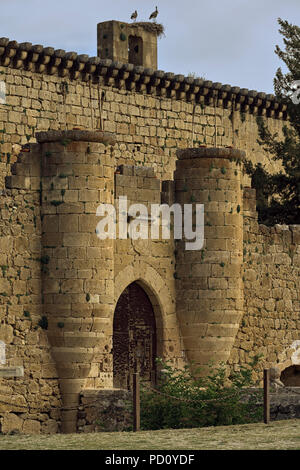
229, 189, 300, 384
0, 167, 60, 434
0, 130, 183, 434
0, 41, 298, 434
0, 60, 288, 190
174, 148, 245, 374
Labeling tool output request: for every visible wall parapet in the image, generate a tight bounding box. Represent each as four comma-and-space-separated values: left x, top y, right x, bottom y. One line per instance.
0, 37, 287, 118
177, 147, 245, 160
36, 130, 116, 145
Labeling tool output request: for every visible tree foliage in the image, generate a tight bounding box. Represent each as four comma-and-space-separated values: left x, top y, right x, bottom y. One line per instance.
244, 19, 300, 226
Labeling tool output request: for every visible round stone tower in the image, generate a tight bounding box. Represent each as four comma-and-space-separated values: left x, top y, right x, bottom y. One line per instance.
175, 147, 245, 374
37, 130, 116, 433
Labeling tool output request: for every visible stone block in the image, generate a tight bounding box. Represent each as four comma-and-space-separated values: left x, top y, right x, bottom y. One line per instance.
0, 366, 24, 377
0, 279, 12, 296
22, 419, 41, 435
1, 413, 24, 434
0, 324, 14, 344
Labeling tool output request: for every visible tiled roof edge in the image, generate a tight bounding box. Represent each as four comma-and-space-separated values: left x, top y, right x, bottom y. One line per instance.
0, 37, 288, 119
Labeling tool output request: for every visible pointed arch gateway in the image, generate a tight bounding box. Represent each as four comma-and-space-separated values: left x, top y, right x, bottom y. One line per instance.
113, 263, 180, 390
113, 282, 156, 389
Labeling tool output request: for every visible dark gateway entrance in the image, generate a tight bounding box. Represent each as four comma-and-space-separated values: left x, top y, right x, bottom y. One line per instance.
113, 282, 157, 390
280, 365, 300, 386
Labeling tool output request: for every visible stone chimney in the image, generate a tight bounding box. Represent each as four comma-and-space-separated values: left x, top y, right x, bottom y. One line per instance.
97, 20, 158, 69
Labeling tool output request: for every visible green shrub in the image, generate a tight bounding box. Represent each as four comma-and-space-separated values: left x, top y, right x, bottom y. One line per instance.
38, 316, 48, 330
140, 358, 263, 430
40, 255, 50, 264
50, 200, 63, 206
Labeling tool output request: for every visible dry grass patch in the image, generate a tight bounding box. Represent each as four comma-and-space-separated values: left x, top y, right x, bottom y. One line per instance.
0, 420, 299, 450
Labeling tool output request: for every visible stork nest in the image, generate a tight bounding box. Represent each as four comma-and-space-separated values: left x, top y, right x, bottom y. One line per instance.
130, 22, 165, 38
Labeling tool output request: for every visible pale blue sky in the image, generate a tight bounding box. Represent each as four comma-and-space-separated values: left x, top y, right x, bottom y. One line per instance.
1, 0, 299, 93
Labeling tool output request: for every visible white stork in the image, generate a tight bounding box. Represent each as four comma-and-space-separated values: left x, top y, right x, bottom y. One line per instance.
131, 10, 138, 21
149, 6, 158, 21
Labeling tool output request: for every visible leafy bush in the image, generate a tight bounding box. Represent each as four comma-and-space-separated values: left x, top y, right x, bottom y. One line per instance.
38, 315, 48, 330
140, 358, 263, 430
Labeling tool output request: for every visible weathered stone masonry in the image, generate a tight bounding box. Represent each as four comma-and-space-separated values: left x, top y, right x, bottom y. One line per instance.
230, 189, 300, 385
0, 21, 299, 433
175, 148, 244, 373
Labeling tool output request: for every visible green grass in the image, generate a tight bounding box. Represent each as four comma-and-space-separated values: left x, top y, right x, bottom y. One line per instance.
0, 420, 299, 450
